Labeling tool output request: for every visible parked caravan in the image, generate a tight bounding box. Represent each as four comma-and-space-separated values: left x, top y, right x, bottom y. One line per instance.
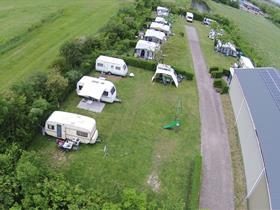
150, 22, 171, 36
77, 76, 117, 103
95, 55, 128, 77
45, 111, 99, 144
239, 56, 254, 69
186, 12, 194, 22
155, 16, 168, 25
157, 6, 169, 17
144, 29, 166, 44
135, 40, 160, 60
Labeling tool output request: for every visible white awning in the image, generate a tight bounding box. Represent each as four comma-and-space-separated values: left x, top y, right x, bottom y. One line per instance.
78, 84, 106, 101
152, 65, 179, 87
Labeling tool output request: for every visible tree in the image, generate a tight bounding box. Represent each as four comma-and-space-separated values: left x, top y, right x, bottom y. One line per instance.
45, 70, 68, 107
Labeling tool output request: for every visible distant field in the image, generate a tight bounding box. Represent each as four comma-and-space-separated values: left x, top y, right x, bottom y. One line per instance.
0, 0, 123, 91
208, 0, 280, 69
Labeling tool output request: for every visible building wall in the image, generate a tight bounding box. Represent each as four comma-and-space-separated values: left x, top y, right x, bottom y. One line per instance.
229, 75, 270, 209
248, 174, 271, 210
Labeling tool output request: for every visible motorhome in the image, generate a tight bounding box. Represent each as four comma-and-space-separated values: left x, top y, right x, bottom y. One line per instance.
45, 111, 99, 144
95, 55, 128, 77
186, 12, 194, 22
239, 56, 254, 69
76, 76, 117, 103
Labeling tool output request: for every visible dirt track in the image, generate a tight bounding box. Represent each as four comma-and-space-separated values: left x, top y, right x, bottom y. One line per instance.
186, 25, 234, 210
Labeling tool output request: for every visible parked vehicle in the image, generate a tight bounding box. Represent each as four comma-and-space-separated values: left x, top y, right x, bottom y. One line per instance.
186, 12, 194, 22
76, 76, 117, 103
45, 111, 99, 144
95, 55, 128, 77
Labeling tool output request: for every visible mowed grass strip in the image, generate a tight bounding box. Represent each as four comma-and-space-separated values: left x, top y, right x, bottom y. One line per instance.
208, 0, 280, 69
0, 0, 123, 91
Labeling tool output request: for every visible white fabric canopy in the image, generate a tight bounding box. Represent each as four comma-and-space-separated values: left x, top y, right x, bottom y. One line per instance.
78, 84, 106, 101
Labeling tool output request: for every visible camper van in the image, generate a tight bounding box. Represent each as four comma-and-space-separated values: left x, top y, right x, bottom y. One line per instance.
45, 111, 99, 144
186, 12, 194, 22
77, 76, 117, 103
239, 56, 254, 69
95, 56, 128, 77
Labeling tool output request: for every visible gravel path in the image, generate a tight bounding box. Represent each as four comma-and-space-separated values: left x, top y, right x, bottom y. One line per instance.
186, 25, 234, 210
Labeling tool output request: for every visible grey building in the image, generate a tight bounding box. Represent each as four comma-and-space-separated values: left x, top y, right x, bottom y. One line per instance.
229, 68, 280, 210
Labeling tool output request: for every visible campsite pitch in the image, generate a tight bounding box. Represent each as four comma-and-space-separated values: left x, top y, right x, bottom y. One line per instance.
31, 66, 200, 205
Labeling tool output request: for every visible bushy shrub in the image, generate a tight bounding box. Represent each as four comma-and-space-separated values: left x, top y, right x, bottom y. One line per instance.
211, 71, 223, 78
209, 66, 220, 73
213, 79, 229, 94
222, 68, 230, 77
173, 66, 194, 80
188, 156, 202, 210
123, 56, 157, 71
213, 78, 222, 88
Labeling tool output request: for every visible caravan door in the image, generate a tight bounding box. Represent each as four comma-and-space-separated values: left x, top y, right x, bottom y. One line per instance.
57, 124, 62, 138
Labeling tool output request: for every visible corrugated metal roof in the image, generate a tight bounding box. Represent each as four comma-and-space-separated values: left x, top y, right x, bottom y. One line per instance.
234, 67, 280, 210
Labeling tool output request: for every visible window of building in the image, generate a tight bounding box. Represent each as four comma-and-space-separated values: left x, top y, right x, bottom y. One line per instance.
47, 124, 55, 130
77, 131, 88, 137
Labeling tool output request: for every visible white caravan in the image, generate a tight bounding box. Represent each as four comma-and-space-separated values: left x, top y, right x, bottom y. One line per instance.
95, 55, 128, 77
155, 17, 168, 25
77, 76, 117, 103
186, 12, 194, 22
45, 111, 99, 144
150, 22, 171, 36
157, 6, 169, 17
239, 56, 254, 69
144, 29, 166, 44
135, 40, 160, 60
152, 64, 179, 87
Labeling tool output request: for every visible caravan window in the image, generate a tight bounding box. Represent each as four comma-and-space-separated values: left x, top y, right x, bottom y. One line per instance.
97, 63, 103, 67
123, 65, 127, 70
110, 87, 116, 95
115, 66, 121, 70
78, 85, 83, 90
77, 131, 88, 138
103, 91, 108, 96
47, 124, 55, 130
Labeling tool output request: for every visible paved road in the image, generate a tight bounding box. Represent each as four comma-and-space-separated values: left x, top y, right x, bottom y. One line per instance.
186, 25, 234, 210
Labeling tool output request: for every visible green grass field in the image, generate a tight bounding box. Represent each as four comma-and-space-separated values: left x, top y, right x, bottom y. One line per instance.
0, 0, 125, 91
30, 18, 201, 207
207, 0, 280, 69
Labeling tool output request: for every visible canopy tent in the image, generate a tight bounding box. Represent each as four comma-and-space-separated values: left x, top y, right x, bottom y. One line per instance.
152, 64, 179, 87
